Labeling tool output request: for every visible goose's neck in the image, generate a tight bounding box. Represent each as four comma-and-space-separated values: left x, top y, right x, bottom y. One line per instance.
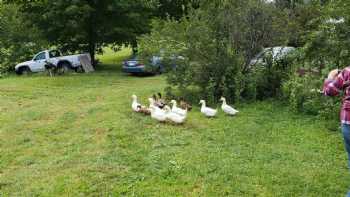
222, 100, 227, 105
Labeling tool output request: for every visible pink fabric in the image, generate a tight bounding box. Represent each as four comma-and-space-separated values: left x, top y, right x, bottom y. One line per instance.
323, 67, 350, 124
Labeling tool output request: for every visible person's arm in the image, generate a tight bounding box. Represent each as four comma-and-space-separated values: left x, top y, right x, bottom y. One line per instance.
323, 69, 348, 96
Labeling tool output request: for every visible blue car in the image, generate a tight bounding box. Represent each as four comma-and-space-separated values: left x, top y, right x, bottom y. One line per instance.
123, 56, 163, 74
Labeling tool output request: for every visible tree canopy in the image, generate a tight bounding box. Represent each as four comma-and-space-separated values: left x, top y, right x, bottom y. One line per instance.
0, 3, 47, 74
9, 0, 157, 64
156, 0, 200, 20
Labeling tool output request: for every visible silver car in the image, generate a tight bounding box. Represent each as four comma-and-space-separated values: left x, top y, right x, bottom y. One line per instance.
249, 46, 296, 66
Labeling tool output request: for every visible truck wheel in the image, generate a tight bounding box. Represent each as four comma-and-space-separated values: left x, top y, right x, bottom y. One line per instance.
17, 67, 31, 75
74, 66, 84, 73
57, 62, 70, 75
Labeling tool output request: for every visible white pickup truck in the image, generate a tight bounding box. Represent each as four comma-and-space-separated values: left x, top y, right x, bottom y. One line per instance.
15, 50, 91, 75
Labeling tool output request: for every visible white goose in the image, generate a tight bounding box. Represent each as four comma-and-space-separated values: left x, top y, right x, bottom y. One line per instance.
164, 106, 186, 124
131, 95, 142, 112
220, 97, 239, 115
150, 106, 167, 122
199, 100, 217, 117
148, 98, 167, 122
148, 97, 156, 108
170, 100, 187, 116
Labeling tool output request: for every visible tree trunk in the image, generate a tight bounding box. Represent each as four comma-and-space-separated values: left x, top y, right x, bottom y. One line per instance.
89, 42, 96, 68
131, 40, 138, 55
87, 0, 97, 68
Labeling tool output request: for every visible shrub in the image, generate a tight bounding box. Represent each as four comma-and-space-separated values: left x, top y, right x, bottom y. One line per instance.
241, 51, 296, 101
281, 47, 342, 129
282, 72, 340, 129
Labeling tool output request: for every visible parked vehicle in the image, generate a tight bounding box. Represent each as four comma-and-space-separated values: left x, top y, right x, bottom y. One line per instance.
123, 55, 163, 75
15, 50, 91, 75
249, 46, 296, 66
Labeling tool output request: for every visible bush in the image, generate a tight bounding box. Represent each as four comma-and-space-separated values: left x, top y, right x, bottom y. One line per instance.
241, 51, 296, 101
281, 47, 342, 129
282, 72, 340, 129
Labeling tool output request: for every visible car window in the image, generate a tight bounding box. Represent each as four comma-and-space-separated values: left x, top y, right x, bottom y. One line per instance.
273, 47, 295, 59
151, 56, 161, 65
49, 50, 61, 58
259, 49, 272, 61
34, 52, 46, 61
272, 48, 283, 59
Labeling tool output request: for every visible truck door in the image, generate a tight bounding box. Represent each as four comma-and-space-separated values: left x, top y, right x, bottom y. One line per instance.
32, 52, 47, 72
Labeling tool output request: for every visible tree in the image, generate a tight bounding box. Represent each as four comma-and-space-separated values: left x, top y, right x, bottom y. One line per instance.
139, 0, 291, 103
0, 3, 47, 74
281, 0, 349, 127
273, 0, 324, 47
156, 0, 200, 20
11, 0, 156, 65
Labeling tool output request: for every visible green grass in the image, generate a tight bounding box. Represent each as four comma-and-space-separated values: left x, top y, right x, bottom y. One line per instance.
0, 48, 349, 196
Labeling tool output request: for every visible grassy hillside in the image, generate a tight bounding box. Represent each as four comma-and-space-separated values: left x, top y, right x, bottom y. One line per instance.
0, 49, 349, 196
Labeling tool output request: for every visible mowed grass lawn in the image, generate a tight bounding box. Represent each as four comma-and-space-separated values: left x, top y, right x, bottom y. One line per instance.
0, 49, 349, 196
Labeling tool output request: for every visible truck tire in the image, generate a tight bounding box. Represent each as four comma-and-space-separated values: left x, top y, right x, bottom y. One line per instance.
16, 66, 31, 75
74, 65, 84, 73
57, 62, 71, 75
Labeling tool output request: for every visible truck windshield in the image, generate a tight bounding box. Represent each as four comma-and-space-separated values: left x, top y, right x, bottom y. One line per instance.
33, 52, 46, 61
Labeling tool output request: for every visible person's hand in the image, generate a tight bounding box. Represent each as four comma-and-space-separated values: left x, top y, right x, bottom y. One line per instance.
327, 69, 339, 80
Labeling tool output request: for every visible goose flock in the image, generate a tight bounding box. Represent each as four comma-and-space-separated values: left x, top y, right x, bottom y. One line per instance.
131, 94, 239, 124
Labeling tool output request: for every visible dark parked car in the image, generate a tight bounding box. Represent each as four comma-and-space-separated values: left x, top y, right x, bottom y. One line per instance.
123, 55, 163, 74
